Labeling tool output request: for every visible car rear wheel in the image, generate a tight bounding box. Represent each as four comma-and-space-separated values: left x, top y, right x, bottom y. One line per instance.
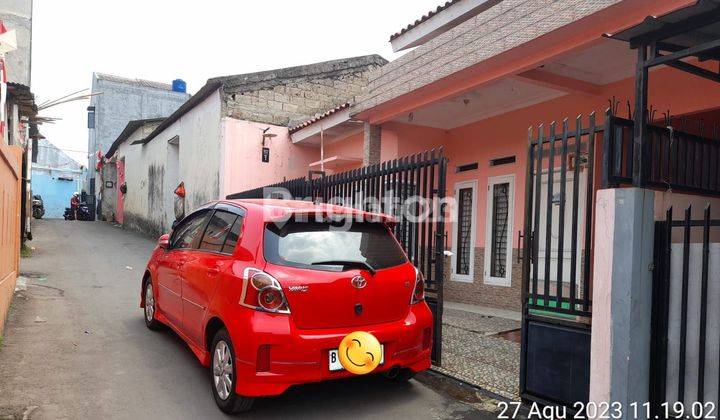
210, 329, 254, 414
143, 280, 162, 330
387, 368, 416, 383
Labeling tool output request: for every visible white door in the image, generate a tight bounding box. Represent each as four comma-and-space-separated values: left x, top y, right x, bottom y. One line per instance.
533, 169, 587, 287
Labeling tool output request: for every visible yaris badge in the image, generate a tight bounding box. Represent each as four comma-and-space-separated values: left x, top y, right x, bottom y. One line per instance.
351, 275, 367, 289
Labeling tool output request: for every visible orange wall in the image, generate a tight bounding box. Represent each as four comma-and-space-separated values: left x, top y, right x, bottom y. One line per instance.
0, 143, 23, 337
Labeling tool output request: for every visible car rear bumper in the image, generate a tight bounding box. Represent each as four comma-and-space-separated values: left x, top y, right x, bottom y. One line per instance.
231, 303, 433, 397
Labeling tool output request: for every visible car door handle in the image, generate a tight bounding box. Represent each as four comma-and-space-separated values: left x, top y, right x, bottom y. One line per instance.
206, 267, 220, 276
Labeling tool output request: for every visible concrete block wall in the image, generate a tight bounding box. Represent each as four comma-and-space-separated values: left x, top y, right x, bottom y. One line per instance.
87, 74, 190, 197
221, 55, 387, 127
0, 0, 32, 86
354, 0, 621, 114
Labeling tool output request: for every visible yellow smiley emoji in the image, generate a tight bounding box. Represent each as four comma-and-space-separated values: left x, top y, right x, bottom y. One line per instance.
338, 331, 382, 375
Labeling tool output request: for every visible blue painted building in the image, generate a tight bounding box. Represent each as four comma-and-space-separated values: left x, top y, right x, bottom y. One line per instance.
31, 139, 85, 218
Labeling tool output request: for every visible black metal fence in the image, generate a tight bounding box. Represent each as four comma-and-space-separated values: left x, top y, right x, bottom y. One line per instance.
227, 149, 448, 364
522, 114, 600, 319
520, 114, 600, 408
651, 205, 720, 416
603, 114, 720, 197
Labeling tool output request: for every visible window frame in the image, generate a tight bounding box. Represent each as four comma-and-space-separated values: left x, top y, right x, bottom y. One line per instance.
483, 174, 515, 287
451, 180, 477, 283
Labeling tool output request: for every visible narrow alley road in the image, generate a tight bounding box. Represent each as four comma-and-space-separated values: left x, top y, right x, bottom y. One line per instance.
0, 220, 494, 419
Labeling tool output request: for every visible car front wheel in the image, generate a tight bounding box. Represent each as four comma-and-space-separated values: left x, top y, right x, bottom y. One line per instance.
210, 328, 254, 414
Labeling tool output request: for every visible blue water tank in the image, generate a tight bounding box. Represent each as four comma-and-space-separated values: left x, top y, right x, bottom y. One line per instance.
172, 79, 187, 93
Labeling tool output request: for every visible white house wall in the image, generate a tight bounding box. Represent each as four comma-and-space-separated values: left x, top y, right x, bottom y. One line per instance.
178, 89, 223, 212
118, 90, 222, 236
116, 124, 167, 236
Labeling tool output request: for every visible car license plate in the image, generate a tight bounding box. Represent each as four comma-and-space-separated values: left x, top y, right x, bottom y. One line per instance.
329, 345, 384, 371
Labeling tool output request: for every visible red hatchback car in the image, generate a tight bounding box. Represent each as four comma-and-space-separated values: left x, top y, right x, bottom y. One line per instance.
140, 199, 433, 413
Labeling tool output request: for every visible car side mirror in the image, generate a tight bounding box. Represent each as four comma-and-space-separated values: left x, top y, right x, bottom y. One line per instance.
158, 234, 170, 250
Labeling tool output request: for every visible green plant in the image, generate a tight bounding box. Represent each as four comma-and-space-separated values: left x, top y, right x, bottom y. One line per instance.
20, 244, 31, 258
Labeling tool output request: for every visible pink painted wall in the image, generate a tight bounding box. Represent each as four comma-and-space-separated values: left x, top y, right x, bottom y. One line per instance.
437, 64, 720, 249
323, 132, 363, 173
313, 63, 720, 249
220, 118, 317, 198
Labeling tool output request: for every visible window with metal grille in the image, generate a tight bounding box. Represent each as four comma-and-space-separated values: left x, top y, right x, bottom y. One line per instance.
87, 106, 95, 129
490, 182, 510, 278
456, 187, 473, 275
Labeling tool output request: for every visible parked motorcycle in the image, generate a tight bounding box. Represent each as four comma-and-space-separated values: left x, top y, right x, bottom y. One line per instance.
32, 195, 45, 219
64, 202, 92, 221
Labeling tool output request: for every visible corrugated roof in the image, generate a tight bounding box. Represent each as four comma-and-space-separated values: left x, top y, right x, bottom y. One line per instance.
389, 0, 463, 41
95, 73, 176, 91
289, 103, 350, 133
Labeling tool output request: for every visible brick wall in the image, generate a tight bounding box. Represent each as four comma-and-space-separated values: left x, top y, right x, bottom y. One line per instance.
354, 0, 620, 114
442, 247, 588, 311
222, 56, 386, 127
443, 248, 523, 311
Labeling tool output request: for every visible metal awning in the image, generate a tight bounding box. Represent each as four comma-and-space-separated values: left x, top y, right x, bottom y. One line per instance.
606, 0, 720, 83
605, 0, 720, 186
608, 0, 720, 48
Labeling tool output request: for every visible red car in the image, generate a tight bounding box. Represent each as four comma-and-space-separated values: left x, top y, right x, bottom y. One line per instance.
140, 199, 433, 414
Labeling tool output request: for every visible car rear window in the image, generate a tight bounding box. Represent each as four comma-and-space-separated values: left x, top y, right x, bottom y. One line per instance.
263, 220, 408, 271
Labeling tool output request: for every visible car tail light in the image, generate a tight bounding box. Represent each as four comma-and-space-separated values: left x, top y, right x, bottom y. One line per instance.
411, 267, 425, 304
241, 268, 290, 314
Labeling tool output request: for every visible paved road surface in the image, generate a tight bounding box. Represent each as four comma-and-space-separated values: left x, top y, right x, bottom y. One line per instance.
0, 220, 495, 419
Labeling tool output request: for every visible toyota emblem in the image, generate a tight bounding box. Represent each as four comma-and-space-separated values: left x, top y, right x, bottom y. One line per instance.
351, 275, 367, 289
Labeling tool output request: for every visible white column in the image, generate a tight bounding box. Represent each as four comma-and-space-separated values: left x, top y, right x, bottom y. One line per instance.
589, 188, 655, 414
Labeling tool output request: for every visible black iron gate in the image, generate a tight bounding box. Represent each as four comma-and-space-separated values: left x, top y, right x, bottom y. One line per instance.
650, 205, 720, 418
520, 114, 602, 407
227, 149, 448, 364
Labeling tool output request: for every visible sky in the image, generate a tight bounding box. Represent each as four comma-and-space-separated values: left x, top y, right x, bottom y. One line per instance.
29, 0, 443, 166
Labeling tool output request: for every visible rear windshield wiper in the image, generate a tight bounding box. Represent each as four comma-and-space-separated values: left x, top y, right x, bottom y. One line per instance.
311, 260, 376, 274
